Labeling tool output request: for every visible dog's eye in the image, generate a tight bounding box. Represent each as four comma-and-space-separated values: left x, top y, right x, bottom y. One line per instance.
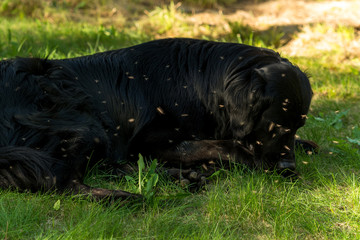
274, 124, 292, 135
264, 119, 294, 135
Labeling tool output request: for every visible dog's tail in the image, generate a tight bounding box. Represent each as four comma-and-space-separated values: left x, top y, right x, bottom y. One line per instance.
0, 146, 59, 192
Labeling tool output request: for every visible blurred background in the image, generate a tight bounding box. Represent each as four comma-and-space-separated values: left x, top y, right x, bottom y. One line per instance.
0, 0, 359, 71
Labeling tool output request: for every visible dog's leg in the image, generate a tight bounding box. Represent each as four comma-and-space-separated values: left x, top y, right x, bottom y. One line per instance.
65, 179, 142, 201
159, 140, 253, 167
155, 140, 253, 190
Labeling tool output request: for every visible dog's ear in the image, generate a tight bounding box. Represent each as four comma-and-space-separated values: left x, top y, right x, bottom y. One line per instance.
253, 68, 267, 82
228, 67, 270, 139
252, 67, 269, 94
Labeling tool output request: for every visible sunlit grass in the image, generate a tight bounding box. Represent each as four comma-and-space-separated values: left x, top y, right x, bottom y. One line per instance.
0, 18, 149, 59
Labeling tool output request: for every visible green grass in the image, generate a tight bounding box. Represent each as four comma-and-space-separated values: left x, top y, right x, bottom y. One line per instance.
0, 1, 360, 239
0, 18, 149, 59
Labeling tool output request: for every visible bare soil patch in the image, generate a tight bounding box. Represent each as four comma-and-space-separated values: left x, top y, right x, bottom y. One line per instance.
214, 0, 360, 62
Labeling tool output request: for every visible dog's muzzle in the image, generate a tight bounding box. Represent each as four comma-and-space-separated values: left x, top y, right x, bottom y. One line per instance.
277, 159, 296, 171
276, 159, 297, 177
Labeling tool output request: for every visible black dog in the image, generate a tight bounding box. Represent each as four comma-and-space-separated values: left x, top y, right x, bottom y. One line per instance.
0, 38, 316, 199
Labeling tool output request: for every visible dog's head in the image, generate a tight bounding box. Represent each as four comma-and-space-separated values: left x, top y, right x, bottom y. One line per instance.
228, 61, 312, 174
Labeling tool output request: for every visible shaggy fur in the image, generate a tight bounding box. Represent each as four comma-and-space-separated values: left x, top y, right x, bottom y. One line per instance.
0, 38, 314, 199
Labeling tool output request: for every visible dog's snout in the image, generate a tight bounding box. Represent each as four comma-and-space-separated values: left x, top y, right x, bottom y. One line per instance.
277, 160, 296, 171
276, 159, 297, 177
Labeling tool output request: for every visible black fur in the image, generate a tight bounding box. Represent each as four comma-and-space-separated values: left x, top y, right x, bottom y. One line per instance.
0, 38, 314, 198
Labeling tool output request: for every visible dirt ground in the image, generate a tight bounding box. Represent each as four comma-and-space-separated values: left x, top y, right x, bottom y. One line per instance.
230, 0, 360, 27
188, 0, 360, 30
187, 0, 360, 60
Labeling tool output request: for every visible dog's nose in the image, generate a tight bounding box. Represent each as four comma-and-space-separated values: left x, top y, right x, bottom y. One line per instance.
276, 159, 297, 177
277, 160, 296, 171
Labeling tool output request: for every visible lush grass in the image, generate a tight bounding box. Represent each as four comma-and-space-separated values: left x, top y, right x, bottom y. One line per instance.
0, 18, 149, 59
0, 1, 360, 239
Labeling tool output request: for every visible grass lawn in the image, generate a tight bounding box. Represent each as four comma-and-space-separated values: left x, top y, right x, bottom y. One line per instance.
0, 1, 359, 239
